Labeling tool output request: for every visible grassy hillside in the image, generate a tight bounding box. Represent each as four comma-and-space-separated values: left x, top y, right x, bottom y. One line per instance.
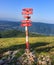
0, 37, 54, 53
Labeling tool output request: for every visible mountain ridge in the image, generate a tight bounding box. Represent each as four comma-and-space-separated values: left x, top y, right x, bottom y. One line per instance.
0, 20, 54, 35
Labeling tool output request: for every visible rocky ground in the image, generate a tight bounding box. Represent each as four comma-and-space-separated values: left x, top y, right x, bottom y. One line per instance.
0, 50, 54, 65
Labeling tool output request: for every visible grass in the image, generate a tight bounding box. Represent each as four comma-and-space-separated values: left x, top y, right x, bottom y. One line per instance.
0, 36, 54, 64
0, 36, 54, 53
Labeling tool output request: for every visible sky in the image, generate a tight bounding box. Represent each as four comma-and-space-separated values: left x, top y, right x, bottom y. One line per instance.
0, 0, 54, 23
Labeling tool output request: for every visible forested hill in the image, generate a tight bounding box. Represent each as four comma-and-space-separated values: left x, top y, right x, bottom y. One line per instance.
0, 20, 54, 35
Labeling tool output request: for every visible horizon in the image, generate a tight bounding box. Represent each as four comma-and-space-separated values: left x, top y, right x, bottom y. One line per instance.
0, 0, 54, 24
0, 20, 54, 25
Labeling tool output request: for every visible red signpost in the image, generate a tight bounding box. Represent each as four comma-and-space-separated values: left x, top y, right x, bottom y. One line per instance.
21, 8, 33, 50
22, 8, 33, 15
20, 8, 36, 65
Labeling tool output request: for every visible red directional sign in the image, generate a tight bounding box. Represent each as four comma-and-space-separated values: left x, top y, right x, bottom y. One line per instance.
22, 8, 33, 15
22, 8, 33, 11
22, 11, 33, 15
21, 20, 31, 23
21, 23, 32, 27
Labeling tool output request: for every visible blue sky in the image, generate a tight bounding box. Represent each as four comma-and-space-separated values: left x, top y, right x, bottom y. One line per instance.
0, 0, 54, 23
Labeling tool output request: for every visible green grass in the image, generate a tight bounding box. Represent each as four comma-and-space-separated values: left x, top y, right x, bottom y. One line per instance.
0, 36, 54, 53
0, 36, 54, 64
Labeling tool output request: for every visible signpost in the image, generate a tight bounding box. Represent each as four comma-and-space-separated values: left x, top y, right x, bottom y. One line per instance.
21, 8, 33, 50
20, 8, 36, 65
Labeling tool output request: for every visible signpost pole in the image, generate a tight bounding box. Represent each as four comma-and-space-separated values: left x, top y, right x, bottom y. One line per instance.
20, 8, 36, 64
25, 26, 29, 49
21, 8, 33, 52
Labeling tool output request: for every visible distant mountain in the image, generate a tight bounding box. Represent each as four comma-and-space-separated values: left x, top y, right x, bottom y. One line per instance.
29, 22, 54, 35
0, 20, 54, 35
0, 20, 20, 31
